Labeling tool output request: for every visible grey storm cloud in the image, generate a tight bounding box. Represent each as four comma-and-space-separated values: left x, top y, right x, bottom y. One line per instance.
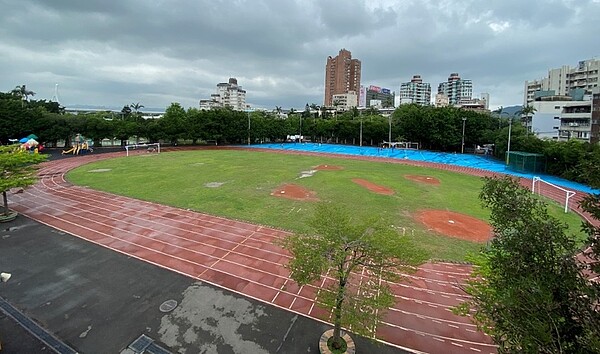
0, 0, 598, 110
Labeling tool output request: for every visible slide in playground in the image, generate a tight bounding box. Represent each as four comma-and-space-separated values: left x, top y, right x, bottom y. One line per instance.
61, 143, 93, 155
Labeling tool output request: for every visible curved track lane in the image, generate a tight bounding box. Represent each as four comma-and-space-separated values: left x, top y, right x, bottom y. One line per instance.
9, 149, 532, 354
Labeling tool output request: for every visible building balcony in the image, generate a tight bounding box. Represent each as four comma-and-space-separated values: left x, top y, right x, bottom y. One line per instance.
561, 112, 591, 118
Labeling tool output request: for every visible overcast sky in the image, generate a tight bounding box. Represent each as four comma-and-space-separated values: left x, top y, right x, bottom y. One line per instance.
1, 0, 598, 111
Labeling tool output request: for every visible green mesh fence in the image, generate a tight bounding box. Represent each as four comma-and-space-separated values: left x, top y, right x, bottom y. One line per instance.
506, 151, 546, 173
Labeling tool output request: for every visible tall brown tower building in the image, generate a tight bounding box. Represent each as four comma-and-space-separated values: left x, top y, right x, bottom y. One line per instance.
324, 49, 361, 106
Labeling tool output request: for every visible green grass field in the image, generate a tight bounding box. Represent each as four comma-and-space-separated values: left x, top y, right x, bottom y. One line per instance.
66, 149, 588, 261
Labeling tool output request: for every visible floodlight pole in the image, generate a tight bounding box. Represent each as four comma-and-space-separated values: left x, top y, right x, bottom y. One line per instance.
299, 115, 303, 143
507, 117, 513, 165
461, 117, 467, 154
388, 115, 392, 144
359, 117, 363, 146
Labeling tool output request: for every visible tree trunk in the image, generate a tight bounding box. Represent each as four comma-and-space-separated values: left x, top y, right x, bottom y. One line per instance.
2, 191, 8, 216
332, 279, 347, 349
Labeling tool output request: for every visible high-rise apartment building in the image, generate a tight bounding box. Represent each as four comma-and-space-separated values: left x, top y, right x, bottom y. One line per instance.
437, 73, 473, 105
324, 49, 361, 107
524, 59, 600, 106
399, 75, 431, 105
199, 78, 247, 111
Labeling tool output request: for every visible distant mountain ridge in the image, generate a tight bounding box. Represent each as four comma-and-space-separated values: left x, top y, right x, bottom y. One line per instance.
66, 104, 166, 113
495, 105, 522, 116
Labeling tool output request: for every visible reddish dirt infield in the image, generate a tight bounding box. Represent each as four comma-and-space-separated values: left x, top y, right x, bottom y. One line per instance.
314, 164, 344, 170
415, 210, 492, 242
351, 178, 395, 195
404, 174, 440, 185
271, 183, 319, 201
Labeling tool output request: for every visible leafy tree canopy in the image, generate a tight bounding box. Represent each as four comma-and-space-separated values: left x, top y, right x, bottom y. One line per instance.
0, 145, 47, 215
282, 203, 428, 349
456, 176, 600, 353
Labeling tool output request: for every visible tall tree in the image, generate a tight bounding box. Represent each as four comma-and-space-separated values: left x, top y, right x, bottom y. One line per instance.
456, 176, 600, 353
130, 102, 144, 115
517, 105, 537, 135
281, 203, 427, 350
11, 85, 35, 107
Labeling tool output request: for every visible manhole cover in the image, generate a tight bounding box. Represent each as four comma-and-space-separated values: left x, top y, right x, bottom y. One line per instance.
159, 299, 178, 313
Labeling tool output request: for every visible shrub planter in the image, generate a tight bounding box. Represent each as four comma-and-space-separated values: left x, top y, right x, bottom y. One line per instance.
319, 329, 355, 354
0, 211, 17, 223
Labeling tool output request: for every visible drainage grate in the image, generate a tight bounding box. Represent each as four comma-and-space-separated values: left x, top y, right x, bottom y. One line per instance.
159, 299, 177, 313
127, 334, 172, 354
128, 334, 153, 353
146, 342, 172, 354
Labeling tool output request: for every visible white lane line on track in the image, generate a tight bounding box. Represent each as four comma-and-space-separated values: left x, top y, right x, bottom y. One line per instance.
386, 308, 479, 328
22, 185, 476, 309
32, 183, 479, 315
383, 321, 497, 348
24, 158, 496, 354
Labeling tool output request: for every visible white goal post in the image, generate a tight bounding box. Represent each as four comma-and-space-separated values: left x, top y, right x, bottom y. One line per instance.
531, 176, 576, 213
124, 143, 161, 156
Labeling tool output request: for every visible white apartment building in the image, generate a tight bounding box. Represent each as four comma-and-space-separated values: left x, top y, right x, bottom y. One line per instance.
529, 101, 565, 140
528, 91, 600, 143
437, 73, 473, 105
558, 101, 593, 142
399, 75, 431, 105
524, 59, 600, 106
199, 78, 247, 111
332, 91, 358, 110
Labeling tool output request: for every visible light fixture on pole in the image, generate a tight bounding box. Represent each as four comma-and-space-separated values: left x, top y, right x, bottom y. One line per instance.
359, 117, 363, 147
388, 115, 392, 145
245, 109, 252, 145
461, 117, 467, 154
299, 115, 303, 143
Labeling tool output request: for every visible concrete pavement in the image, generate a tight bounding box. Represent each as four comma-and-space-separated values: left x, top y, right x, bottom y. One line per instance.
0, 214, 409, 353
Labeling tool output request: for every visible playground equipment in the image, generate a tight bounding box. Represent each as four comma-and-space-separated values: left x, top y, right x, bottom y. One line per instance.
17, 134, 42, 154
62, 134, 93, 155
62, 142, 93, 155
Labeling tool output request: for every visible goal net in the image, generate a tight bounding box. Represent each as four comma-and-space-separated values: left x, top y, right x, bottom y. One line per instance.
531, 176, 576, 213
124, 143, 161, 156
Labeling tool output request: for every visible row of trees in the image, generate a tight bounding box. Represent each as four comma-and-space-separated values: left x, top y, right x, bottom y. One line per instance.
3, 86, 600, 187
0, 89, 514, 151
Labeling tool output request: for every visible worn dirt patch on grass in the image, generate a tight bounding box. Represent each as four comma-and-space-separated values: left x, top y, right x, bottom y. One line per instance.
271, 184, 319, 201
415, 210, 492, 243
404, 175, 440, 185
351, 178, 394, 195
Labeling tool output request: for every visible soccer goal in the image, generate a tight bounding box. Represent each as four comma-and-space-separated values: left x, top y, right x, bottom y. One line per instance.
124, 142, 161, 156
531, 176, 576, 213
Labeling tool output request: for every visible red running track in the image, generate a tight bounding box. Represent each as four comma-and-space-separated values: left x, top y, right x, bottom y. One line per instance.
16, 147, 591, 354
